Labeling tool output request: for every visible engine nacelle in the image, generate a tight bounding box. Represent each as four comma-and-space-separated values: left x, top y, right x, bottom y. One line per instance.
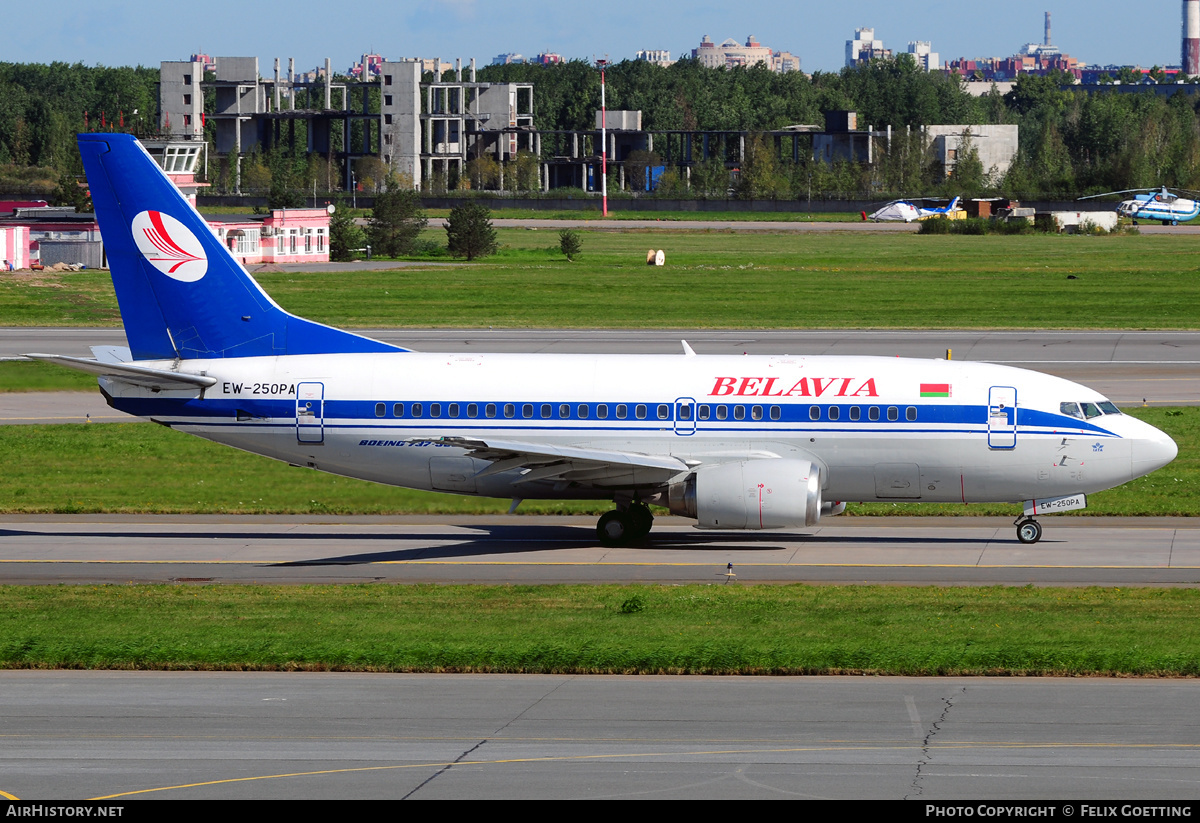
822, 500, 847, 517
668, 458, 822, 530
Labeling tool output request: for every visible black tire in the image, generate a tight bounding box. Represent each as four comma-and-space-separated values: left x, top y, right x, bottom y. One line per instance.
1016, 520, 1042, 544
627, 503, 654, 540
597, 510, 630, 546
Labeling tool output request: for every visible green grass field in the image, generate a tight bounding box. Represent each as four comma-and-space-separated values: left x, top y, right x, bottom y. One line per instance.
3, 230, 1200, 330
0, 407, 1192, 516
2, 583, 1197, 675
3, 225, 1196, 676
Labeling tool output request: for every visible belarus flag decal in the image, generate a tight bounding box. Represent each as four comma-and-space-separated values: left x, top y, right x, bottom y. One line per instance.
131, 210, 208, 282
920, 383, 951, 397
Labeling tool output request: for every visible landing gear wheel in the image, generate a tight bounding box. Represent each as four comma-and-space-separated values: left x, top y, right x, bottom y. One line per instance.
597, 510, 631, 546
1016, 519, 1043, 544
627, 502, 654, 540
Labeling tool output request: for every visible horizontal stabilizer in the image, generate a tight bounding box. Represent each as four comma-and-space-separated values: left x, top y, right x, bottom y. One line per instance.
25, 353, 217, 390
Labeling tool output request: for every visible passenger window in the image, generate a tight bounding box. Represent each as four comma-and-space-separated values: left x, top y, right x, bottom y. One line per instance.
430, 403, 442, 418
448, 403, 459, 418
616, 404, 627, 419
751, 405, 763, 420
578, 404, 589, 419
467, 403, 478, 418
393, 403, 404, 417
658, 404, 670, 420
770, 406, 781, 420
485, 403, 496, 418
1081, 402, 1102, 419
523, 404, 534, 419
734, 405, 746, 420
699, 405, 711, 420
559, 404, 571, 418
411, 403, 423, 418
716, 405, 728, 421
596, 404, 608, 419
635, 404, 647, 420
504, 403, 515, 418
375, 403, 385, 417
1060, 402, 1083, 419
541, 404, 552, 418
868, 407, 880, 421
849, 406, 860, 421
809, 406, 820, 421
678, 404, 692, 421
828, 406, 839, 421
906, 406, 917, 421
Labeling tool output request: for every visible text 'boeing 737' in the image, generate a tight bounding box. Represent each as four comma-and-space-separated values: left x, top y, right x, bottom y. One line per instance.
28, 134, 1178, 546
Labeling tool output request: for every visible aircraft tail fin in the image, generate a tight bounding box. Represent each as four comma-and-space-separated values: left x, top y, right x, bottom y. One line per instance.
78, 133, 405, 361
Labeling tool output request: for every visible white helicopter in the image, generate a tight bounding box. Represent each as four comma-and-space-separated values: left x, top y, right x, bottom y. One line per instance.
865, 196, 963, 223
1078, 187, 1200, 225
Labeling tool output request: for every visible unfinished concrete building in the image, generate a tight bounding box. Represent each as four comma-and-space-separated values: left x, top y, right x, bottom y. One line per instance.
379, 58, 535, 190
162, 56, 537, 193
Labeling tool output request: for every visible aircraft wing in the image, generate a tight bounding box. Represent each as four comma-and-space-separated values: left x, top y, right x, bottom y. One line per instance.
24, 353, 217, 390
409, 435, 693, 489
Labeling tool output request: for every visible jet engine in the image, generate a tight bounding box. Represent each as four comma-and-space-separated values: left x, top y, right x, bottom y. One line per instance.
668, 458, 823, 529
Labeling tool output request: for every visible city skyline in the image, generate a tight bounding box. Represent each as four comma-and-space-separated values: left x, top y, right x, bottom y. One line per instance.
6, 1, 1185, 75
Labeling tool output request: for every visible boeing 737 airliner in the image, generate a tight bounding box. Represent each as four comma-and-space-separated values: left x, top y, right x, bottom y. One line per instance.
30, 134, 1178, 545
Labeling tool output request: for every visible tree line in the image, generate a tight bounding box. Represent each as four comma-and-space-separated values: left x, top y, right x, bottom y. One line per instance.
4, 58, 1200, 201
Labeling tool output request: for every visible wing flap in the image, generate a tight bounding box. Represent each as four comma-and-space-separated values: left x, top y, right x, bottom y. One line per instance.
410, 436, 690, 489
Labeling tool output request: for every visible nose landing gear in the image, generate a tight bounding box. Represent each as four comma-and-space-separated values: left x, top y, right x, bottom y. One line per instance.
1015, 516, 1043, 544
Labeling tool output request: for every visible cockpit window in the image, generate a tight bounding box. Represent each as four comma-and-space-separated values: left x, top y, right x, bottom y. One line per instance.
1060, 402, 1083, 419
1080, 402, 1102, 419
1098, 401, 1122, 415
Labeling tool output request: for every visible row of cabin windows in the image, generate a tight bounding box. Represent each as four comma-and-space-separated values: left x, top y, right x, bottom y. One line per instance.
372, 402, 920, 423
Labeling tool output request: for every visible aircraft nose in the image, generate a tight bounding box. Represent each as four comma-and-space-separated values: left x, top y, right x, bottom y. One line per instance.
1130, 426, 1178, 480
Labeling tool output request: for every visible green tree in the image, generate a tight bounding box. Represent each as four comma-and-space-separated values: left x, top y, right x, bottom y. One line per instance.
950, 129, 987, 195
734, 133, 786, 199
509, 150, 540, 192
367, 176, 427, 257
267, 150, 304, 209
624, 149, 662, 193
240, 153, 270, 194
328, 200, 365, 262
54, 169, 91, 212
466, 155, 500, 190
444, 201, 497, 261
558, 228, 581, 261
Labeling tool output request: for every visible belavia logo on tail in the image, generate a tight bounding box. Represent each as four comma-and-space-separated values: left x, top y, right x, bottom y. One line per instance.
132, 210, 207, 282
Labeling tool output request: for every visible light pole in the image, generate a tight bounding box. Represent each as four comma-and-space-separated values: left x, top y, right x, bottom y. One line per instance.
597, 59, 608, 217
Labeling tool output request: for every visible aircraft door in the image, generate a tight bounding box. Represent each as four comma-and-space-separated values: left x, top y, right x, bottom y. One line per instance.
296, 382, 324, 443
987, 386, 1017, 450
674, 397, 697, 436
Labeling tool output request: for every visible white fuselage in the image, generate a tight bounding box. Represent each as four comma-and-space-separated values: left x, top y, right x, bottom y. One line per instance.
101, 351, 1176, 508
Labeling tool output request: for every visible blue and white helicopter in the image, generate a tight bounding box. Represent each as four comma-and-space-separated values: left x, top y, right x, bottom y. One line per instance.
1079, 187, 1200, 225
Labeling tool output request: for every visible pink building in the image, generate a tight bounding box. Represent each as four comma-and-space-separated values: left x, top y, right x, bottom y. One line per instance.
1, 225, 30, 269
210, 209, 331, 265
0, 140, 331, 269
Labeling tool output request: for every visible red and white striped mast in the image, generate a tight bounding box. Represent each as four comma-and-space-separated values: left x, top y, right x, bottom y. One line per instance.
1185, 1, 1200, 77
597, 58, 608, 217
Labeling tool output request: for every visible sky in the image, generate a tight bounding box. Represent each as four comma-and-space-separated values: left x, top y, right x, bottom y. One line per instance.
3, 1, 1186, 74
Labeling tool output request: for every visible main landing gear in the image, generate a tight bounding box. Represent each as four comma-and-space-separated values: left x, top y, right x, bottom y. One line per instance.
597, 501, 654, 546
1015, 515, 1043, 544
